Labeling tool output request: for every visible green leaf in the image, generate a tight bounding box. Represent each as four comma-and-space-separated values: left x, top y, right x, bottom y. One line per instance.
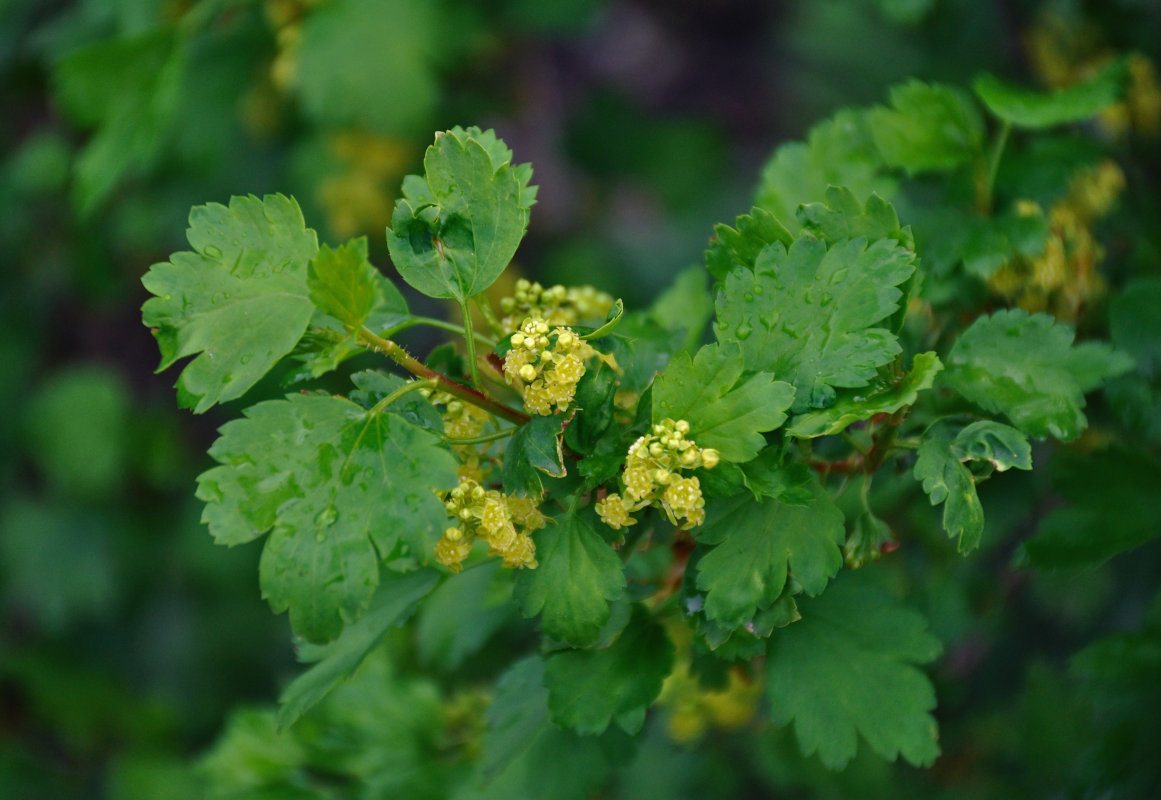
387, 128, 534, 301
914, 438, 985, 552
1107, 277, 1161, 446
972, 58, 1128, 129
347, 371, 443, 432
695, 480, 845, 630
141, 194, 320, 413
942, 309, 1134, 441
755, 109, 894, 229
307, 237, 383, 328
195, 395, 457, 642
715, 235, 916, 411
481, 656, 552, 779
513, 512, 625, 647
788, 351, 943, 438
867, 81, 984, 174
276, 569, 438, 730
951, 420, 1032, 472
705, 207, 793, 280
415, 562, 514, 672
797, 186, 914, 249
766, 571, 942, 769
652, 342, 796, 463
580, 298, 624, 340
1021, 446, 1161, 569
502, 414, 567, 497
545, 605, 674, 736
564, 364, 618, 454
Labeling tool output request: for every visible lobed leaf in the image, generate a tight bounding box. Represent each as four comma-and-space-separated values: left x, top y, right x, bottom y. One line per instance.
695, 479, 844, 630
513, 512, 625, 647
704, 207, 793, 280
797, 186, 914, 249
942, 309, 1134, 441
652, 342, 796, 462
788, 351, 943, 438
502, 413, 567, 497
866, 80, 984, 174
307, 237, 383, 328
766, 571, 942, 769
544, 605, 674, 736
142, 194, 319, 413
196, 394, 457, 642
387, 127, 534, 301
914, 438, 985, 553
715, 235, 916, 411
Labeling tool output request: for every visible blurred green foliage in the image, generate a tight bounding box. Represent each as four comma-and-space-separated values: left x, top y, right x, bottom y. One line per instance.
2, 0, 1161, 797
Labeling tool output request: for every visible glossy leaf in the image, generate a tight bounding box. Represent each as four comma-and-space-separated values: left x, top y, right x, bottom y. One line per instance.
142, 194, 319, 413
652, 342, 796, 462
387, 127, 534, 301
716, 235, 916, 411
695, 480, 844, 630
196, 395, 457, 642
513, 512, 625, 647
788, 351, 942, 438
942, 309, 1134, 441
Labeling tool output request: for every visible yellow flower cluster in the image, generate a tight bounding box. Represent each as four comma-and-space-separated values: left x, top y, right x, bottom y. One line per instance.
503, 318, 597, 416
989, 160, 1125, 320
596, 419, 719, 531
498, 279, 615, 334
436, 479, 546, 573
657, 649, 762, 744
421, 389, 494, 482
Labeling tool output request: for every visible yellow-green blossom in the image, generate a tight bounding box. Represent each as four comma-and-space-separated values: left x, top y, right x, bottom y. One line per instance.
503, 318, 598, 415
597, 418, 719, 531
436, 478, 544, 572
498, 279, 615, 334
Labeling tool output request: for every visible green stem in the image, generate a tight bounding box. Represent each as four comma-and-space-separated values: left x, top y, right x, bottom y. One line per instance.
459, 299, 483, 389
841, 430, 872, 457
369, 378, 436, 416
443, 428, 515, 446
475, 296, 507, 338
356, 326, 529, 426
980, 120, 1011, 214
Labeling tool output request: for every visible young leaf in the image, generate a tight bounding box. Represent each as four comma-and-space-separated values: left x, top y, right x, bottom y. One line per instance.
195, 395, 458, 642
797, 186, 914, 248
951, 420, 1032, 471
502, 413, 566, 497
513, 512, 625, 647
715, 235, 916, 411
704, 207, 793, 280
972, 58, 1128, 129
276, 569, 439, 730
766, 571, 942, 769
787, 351, 943, 438
142, 194, 320, 413
913, 438, 985, 552
307, 237, 383, 328
1021, 446, 1161, 569
652, 342, 796, 463
347, 371, 443, 432
941, 309, 1134, 441
867, 81, 984, 174
544, 605, 674, 736
695, 480, 845, 630
387, 128, 534, 301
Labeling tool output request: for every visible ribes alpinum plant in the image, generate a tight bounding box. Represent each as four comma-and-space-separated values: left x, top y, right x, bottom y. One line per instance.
144, 59, 1142, 793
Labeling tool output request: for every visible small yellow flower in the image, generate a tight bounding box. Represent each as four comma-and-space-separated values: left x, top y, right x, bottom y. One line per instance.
596, 493, 637, 530
436, 478, 545, 572
503, 318, 600, 415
